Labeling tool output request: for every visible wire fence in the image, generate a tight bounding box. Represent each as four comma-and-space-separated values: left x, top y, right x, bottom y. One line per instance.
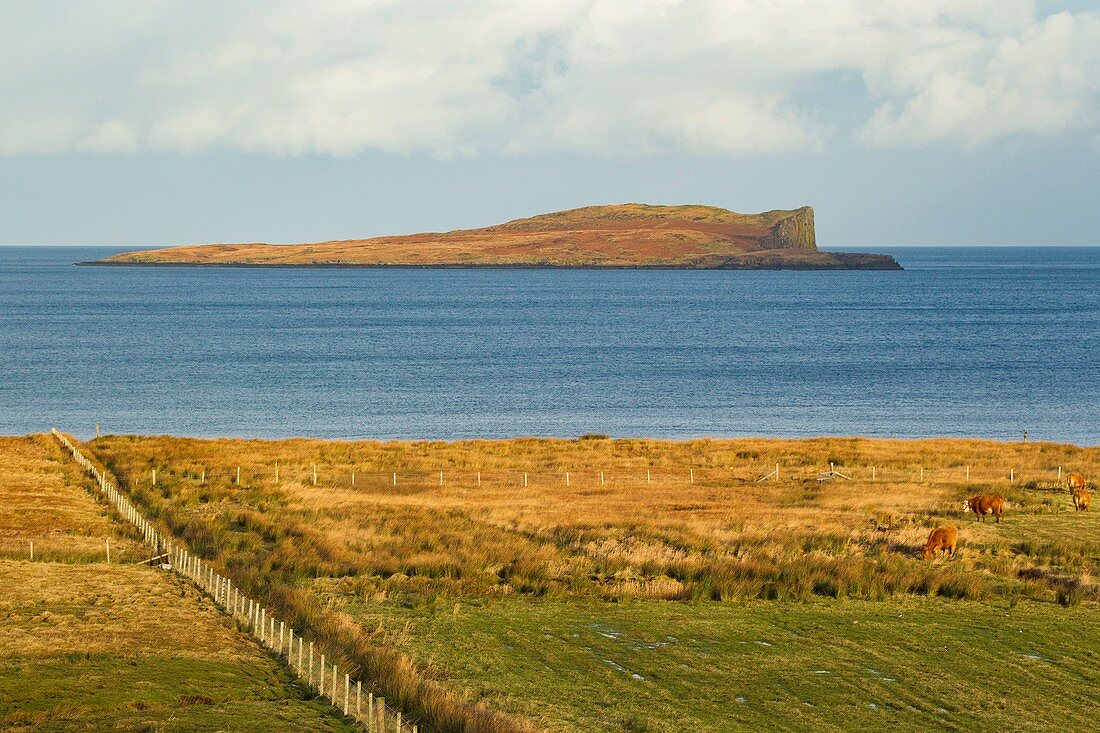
144, 461, 1080, 491
52, 428, 417, 733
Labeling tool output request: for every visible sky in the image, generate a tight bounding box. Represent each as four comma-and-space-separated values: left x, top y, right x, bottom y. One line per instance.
1, 0, 1098, 247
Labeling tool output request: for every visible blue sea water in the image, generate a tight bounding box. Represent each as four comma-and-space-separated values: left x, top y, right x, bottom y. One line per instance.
0, 246, 1097, 444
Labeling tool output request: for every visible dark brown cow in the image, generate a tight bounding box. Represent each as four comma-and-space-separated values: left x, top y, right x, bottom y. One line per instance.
963, 494, 1006, 523
1073, 489, 1091, 512
922, 526, 958, 560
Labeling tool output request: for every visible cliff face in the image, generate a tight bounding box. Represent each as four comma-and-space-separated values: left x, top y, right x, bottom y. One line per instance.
762, 206, 816, 250
91, 203, 900, 270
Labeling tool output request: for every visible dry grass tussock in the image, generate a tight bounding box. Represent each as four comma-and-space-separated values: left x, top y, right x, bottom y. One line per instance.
88, 434, 1100, 730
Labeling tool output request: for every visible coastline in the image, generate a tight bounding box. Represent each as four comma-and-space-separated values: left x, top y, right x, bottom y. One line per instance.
77, 253, 903, 271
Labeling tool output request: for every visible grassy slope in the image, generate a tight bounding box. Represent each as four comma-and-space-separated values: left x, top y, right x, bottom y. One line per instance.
0, 435, 356, 733
95, 205, 893, 269
86, 434, 1100, 732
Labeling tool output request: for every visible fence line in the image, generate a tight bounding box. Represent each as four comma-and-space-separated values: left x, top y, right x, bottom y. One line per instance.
51, 429, 416, 733
141, 462, 1076, 491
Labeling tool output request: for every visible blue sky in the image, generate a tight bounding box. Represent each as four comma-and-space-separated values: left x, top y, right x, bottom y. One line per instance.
2, 1, 1098, 247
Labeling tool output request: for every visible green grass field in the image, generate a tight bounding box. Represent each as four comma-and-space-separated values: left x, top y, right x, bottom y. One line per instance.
321, 592, 1099, 732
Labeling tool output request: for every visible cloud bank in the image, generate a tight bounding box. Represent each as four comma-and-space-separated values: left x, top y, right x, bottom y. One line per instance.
1, 0, 1097, 157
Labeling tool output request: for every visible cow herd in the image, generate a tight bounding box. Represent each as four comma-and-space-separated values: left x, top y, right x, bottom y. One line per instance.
922, 472, 1091, 560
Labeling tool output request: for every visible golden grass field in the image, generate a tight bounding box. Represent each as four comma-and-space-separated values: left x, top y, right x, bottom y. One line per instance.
0, 435, 358, 732
81, 434, 1100, 732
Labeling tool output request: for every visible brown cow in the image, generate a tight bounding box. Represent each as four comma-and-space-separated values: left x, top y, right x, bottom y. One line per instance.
922, 526, 958, 560
1067, 472, 1087, 495
963, 494, 1006, 523
1073, 489, 1091, 512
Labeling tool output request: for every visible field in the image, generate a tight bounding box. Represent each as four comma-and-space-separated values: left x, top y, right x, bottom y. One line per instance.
82, 434, 1100, 731
0, 435, 357, 732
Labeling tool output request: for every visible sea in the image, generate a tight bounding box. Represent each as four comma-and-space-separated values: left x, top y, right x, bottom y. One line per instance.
1, 246, 1097, 444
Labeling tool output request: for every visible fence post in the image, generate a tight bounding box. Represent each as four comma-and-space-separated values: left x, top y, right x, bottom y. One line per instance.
344, 673, 350, 715
29, 541, 33, 561
152, 468, 156, 486
524, 472, 528, 487
477, 471, 481, 487
275, 463, 279, 482
309, 643, 315, 688
377, 698, 385, 732
236, 466, 241, 485
1010, 468, 1014, 482
966, 465, 970, 482
600, 471, 605, 486
440, 470, 443, 485
105, 538, 110, 563
690, 468, 694, 484
320, 654, 325, 697
565, 471, 570, 486
392, 472, 396, 487
356, 680, 362, 719
1058, 466, 1063, 479
313, 464, 318, 485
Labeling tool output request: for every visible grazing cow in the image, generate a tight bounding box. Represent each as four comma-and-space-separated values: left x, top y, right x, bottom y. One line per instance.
1067, 472, 1087, 495
922, 526, 958, 560
1073, 489, 1091, 512
963, 494, 1006, 523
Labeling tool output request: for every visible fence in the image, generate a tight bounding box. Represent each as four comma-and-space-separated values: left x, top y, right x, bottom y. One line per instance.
144, 462, 1077, 491
51, 429, 416, 733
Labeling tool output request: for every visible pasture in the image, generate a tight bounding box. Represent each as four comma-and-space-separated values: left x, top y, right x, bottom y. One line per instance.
0, 435, 358, 732
82, 434, 1100, 731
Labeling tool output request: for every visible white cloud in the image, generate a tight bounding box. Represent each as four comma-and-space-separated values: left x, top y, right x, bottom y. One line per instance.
0, 0, 1097, 157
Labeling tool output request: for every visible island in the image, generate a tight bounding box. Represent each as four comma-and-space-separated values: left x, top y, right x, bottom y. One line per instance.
88, 204, 901, 270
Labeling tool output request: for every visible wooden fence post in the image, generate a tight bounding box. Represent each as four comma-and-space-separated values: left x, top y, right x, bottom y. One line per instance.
565, 471, 570, 486
356, 680, 362, 719
320, 654, 325, 696
344, 673, 350, 714
313, 464, 318, 485
524, 472, 528, 487
392, 472, 396, 486
377, 698, 385, 732
690, 468, 694, 483
105, 538, 110, 563
600, 471, 605, 486
236, 466, 241, 485
29, 541, 33, 561
152, 468, 156, 486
